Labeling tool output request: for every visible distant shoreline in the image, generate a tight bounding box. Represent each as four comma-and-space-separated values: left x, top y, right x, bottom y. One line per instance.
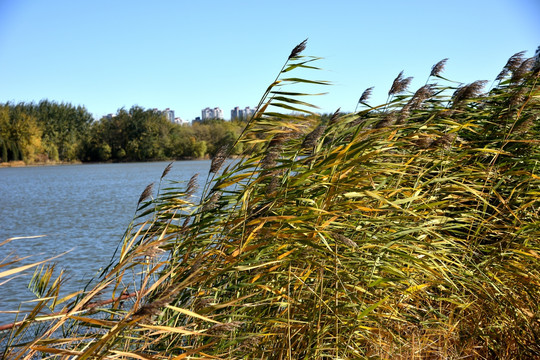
0, 157, 215, 168
0, 160, 81, 168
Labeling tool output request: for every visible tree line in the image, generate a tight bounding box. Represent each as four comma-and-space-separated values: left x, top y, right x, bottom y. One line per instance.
0, 100, 245, 164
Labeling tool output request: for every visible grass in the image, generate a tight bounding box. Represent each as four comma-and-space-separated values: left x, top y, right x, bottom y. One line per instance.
2, 41, 539, 359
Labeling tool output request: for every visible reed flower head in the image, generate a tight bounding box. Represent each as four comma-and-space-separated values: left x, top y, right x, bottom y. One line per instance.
375, 112, 397, 128
452, 80, 487, 106
389, 71, 413, 96
261, 145, 281, 169
432, 133, 456, 149
389, 71, 404, 96
397, 105, 411, 125
430, 58, 449, 77
206, 321, 243, 335
328, 108, 342, 127
266, 170, 283, 195
414, 136, 434, 149
333, 233, 358, 248
186, 173, 199, 196
302, 124, 326, 150
210, 145, 228, 174
407, 84, 434, 111
138, 183, 154, 206
133, 297, 171, 318
496, 51, 527, 80
289, 39, 308, 60
161, 162, 173, 180
358, 87, 374, 104
510, 57, 534, 84
262, 131, 290, 169
203, 191, 222, 211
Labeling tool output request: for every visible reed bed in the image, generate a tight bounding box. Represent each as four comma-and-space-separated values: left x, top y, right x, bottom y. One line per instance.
3, 42, 540, 359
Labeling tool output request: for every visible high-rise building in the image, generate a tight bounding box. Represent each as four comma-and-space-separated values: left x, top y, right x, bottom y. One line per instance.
231, 106, 257, 120
163, 108, 175, 122
213, 107, 224, 120
244, 106, 256, 119
202, 107, 213, 120
202, 107, 224, 120
231, 106, 241, 120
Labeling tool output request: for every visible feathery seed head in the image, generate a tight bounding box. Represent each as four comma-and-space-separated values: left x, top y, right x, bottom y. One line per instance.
266, 172, 281, 195
401, 77, 413, 92
397, 105, 411, 125
207, 321, 243, 335
432, 133, 456, 149
375, 112, 397, 128
389, 71, 413, 95
302, 124, 326, 149
358, 87, 374, 104
203, 191, 222, 212
133, 297, 170, 318
261, 145, 281, 169
415, 136, 434, 149
430, 58, 449, 77
333, 233, 358, 248
452, 80, 487, 106
210, 145, 228, 174
138, 183, 154, 206
161, 162, 173, 180
186, 173, 199, 196
407, 84, 434, 111
510, 57, 534, 83
496, 50, 527, 80
328, 108, 342, 126
389, 71, 404, 96
289, 39, 308, 60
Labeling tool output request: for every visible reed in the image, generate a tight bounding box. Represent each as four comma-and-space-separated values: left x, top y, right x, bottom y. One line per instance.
3, 42, 540, 359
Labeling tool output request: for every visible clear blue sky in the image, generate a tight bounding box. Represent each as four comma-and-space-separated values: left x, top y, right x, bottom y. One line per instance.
0, 0, 538, 121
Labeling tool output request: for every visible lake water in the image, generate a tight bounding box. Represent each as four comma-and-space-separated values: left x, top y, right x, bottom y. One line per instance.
0, 160, 211, 325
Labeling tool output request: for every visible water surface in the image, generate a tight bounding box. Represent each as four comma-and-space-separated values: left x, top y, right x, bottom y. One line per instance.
0, 161, 210, 324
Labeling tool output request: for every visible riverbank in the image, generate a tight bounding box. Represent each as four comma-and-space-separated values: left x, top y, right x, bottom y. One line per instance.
0, 160, 84, 168
0, 155, 234, 168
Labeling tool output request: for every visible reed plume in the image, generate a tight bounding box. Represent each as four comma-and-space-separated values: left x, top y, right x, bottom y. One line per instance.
186, 173, 199, 196
375, 111, 397, 128
452, 80, 488, 106
496, 51, 527, 80
202, 191, 221, 211
432, 133, 456, 149
266, 173, 281, 195
359, 87, 374, 103
430, 58, 448, 77
161, 162, 173, 180
510, 57, 534, 84
289, 38, 308, 60
210, 145, 228, 174
327, 108, 342, 127
333, 233, 358, 248
137, 183, 154, 206
389, 71, 413, 96
407, 84, 434, 111
206, 321, 243, 335
302, 124, 326, 150
262, 132, 290, 169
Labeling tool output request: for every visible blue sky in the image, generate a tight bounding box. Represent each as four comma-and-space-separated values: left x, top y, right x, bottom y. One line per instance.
0, 0, 538, 121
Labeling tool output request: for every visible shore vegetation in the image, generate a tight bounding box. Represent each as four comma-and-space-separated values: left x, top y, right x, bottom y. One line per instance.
1, 40, 539, 359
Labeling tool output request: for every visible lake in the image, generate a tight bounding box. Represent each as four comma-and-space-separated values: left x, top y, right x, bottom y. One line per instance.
0, 160, 211, 325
